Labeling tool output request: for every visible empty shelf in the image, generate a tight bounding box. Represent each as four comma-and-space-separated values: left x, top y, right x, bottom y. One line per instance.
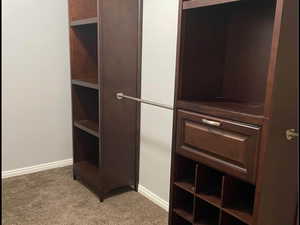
70, 17, 98, 26
74, 120, 99, 137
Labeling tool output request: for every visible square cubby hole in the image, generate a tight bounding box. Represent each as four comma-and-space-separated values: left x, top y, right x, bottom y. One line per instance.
73, 128, 99, 168
196, 164, 223, 207
222, 176, 255, 224
173, 154, 197, 193
194, 198, 220, 225
173, 186, 194, 223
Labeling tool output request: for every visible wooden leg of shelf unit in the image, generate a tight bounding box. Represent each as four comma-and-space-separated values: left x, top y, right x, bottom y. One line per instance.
134, 185, 138, 192
130, 184, 138, 192
99, 196, 104, 202
98, 192, 104, 202
72, 168, 77, 180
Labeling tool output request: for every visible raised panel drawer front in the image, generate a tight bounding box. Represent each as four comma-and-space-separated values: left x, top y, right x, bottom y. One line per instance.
176, 110, 261, 183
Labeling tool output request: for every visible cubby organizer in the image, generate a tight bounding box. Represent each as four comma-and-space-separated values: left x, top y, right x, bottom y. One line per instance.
172, 155, 255, 225
171, 0, 298, 223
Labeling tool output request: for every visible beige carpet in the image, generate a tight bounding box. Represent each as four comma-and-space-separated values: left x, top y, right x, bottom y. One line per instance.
2, 166, 168, 225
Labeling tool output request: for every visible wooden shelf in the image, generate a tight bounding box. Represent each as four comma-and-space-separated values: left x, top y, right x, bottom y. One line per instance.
70, 17, 98, 27
74, 120, 99, 137
183, 0, 240, 9
223, 207, 253, 225
195, 193, 222, 208
173, 208, 193, 223
72, 78, 99, 90
177, 100, 265, 125
174, 180, 195, 194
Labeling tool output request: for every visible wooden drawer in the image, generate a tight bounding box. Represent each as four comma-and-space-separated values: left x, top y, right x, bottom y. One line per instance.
176, 110, 261, 183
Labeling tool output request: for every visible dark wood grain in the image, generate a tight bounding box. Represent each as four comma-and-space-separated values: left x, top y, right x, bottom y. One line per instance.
69, 0, 97, 21
253, 0, 299, 224
98, 0, 142, 196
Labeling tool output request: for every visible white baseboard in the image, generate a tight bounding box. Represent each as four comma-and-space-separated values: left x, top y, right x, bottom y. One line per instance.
2, 158, 73, 179
138, 184, 169, 211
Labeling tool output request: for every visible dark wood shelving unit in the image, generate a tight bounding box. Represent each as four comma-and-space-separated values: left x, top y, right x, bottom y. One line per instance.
170, 0, 298, 224
68, 0, 142, 202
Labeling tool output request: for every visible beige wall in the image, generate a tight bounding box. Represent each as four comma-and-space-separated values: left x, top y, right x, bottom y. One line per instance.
2, 0, 178, 205
2, 0, 72, 171
139, 0, 179, 202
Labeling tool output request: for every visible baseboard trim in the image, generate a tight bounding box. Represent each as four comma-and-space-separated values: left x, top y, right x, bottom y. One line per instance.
2, 159, 73, 179
138, 184, 169, 211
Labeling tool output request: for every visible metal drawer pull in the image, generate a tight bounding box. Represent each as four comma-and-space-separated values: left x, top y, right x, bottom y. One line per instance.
202, 119, 221, 127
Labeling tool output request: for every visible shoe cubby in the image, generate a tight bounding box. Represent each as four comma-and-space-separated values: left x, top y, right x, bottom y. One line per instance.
222, 176, 255, 224
177, 0, 276, 125
196, 164, 223, 207
220, 212, 248, 225
173, 155, 197, 193
194, 198, 220, 225
72, 86, 99, 137
171, 154, 257, 225
70, 24, 98, 87
173, 186, 194, 223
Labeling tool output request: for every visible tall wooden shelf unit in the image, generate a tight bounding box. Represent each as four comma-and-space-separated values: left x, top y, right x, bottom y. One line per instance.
170, 0, 298, 225
68, 0, 141, 202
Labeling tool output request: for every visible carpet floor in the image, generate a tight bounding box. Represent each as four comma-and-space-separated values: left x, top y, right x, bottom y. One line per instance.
2, 166, 168, 225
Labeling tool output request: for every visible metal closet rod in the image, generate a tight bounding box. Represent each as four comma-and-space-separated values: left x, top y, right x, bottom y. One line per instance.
116, 92, 174, 110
